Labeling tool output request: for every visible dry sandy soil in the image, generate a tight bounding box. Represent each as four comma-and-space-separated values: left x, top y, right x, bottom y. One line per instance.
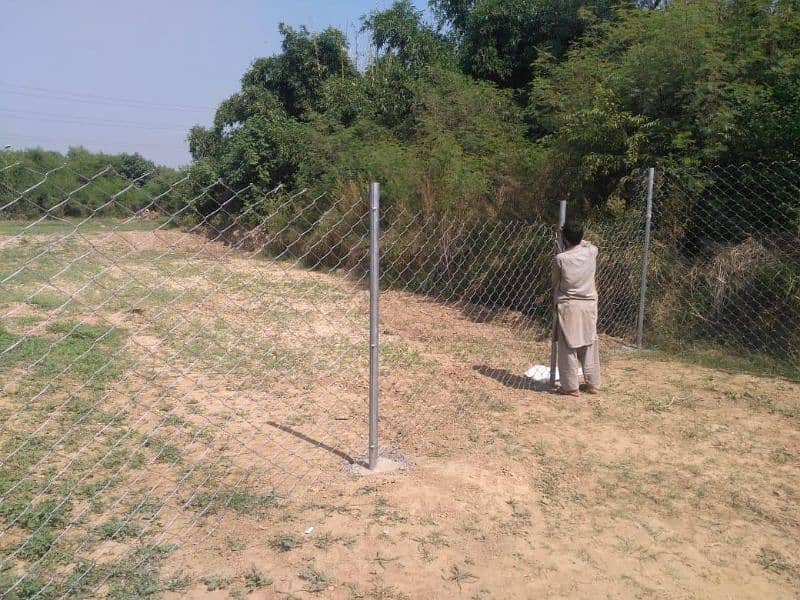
1, 224, 798, 599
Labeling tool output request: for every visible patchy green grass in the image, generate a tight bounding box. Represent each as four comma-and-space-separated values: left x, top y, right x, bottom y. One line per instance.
648, 343, 800, 382
200, 574, 233, 592
0, 321, 123, 387
104, 544, 178, 599
756, 547, 800, 580
162, 570, 193, 593
313, 531, 338, 550
445, 564, 478, 592
720, 389, 800, 419
244, 565, 272, 591
1, 218, 377, 596
0, 570, 51, 600
97, 518, 142, 541
380, 340, 425, 368
0, 267, 141, 597
298, 562, 332, 593
185, 488, 280, 518
0, 218, 168, 237
142, 435, 182, 464
0, 317, 131, 578
371, 496, 408, 524
7, 315, 43, 328
0, 543, 178, 599
269, 533, 303, 552
488, 399, 514, 413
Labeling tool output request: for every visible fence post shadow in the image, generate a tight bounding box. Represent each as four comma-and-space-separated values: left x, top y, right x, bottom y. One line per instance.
266, 421, 356, 465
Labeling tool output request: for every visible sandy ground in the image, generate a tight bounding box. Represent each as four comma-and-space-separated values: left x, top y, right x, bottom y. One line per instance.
160, 288, 800, 599
2, 228, 798, 599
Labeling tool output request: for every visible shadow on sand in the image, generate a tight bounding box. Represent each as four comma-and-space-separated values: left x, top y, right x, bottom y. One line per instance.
473, 365, 554, 392
266, 421, 356, 465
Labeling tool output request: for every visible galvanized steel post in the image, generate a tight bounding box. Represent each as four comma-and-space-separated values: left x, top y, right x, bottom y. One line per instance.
636, 168, 655, 348
368, 182, 380, 470
549, 200, 567, 388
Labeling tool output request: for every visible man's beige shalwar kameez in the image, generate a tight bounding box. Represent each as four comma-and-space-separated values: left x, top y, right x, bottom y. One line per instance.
552, 240, 601, 392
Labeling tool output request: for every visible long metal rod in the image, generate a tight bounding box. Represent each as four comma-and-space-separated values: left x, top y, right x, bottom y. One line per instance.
636, 168, 655, 348
368, 182, 380, 469
549, 200, 567, 388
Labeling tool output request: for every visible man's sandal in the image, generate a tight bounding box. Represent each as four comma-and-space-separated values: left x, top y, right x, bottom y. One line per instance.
556, 387, 580, 397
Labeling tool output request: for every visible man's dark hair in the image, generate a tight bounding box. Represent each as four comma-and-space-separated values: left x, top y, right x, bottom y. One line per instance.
562, 221, 584, 246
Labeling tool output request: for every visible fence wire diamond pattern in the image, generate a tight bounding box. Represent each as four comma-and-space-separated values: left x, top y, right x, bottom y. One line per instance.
1, 160, 797, 596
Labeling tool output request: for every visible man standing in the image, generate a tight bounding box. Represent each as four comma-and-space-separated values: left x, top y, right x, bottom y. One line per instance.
552, 221, 601, 396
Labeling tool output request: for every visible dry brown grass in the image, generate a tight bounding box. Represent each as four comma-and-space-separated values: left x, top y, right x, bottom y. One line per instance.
689, 237, 772, 308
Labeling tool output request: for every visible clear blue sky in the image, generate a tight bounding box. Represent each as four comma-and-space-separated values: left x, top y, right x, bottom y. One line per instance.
0, 0, 429, 167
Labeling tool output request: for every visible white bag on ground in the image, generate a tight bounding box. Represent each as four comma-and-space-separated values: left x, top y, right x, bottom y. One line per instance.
524, 364, 584, 383
524, 364, 557, 382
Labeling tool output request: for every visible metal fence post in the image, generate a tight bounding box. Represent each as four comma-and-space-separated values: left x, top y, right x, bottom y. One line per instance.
636, 168, 655, 348
368, 182, 380, 470
549, 200, 567, 388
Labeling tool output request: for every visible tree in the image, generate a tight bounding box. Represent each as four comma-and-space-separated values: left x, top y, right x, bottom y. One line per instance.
431, 0, 617, 88
117, 153, 157, 184
185, 0, 798, 223
187, 25, 359, 205
716, 0, 800, 162
430, 0, 474, 35
363, 1, 454, 71
0, 147, 179, 218
241, 24, 357, 119
528, 0, 799, 210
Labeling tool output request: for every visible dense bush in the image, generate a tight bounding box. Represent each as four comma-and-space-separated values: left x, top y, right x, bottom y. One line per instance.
647, 165, 800, 362
0, 147, 186, 219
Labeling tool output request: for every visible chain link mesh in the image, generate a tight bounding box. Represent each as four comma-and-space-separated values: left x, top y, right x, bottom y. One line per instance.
646, 162, 800, 370
0, 163, 376, 597
585, 181, 649, 342
379, 189, 648, 344
3, 159, 796, 594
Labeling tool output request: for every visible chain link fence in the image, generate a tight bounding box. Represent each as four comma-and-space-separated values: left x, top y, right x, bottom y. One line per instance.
645, 162, 800, 372
0, 162, 380, 597
377, 182, 648, 344
1, 159, 797, 595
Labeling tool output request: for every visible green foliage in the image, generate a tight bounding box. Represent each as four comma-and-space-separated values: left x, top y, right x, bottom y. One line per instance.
268, 533, 303, 552
187, 0, 799, 224
115, 152, 157, 183
433, 0, 616, 88
364, 0, 455, 71
185, 24, 361, 217
244, 24, 357, 119
320, 76, 370, 126
184, 488, 280, 518
532, 0, 800, 205
188, 11, 542, 223
219, 112, 308, 193
104, 544, 176, 599
410, 68, 541, 216
647, 164, 800, 362
0, 147, 185, 219
97, 518, 142, 541
0, 570, 53, 600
